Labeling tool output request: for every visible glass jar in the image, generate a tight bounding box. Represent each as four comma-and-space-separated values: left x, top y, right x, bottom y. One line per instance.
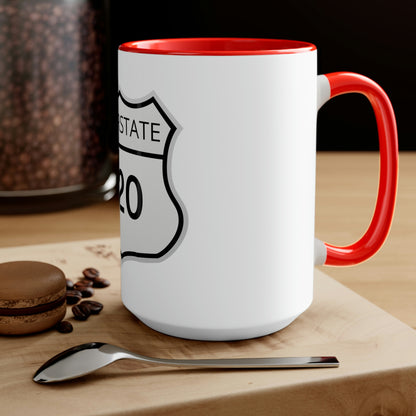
0, 0, 115, 213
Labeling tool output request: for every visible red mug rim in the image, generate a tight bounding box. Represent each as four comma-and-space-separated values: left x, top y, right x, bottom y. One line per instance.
119, 38, 316, 56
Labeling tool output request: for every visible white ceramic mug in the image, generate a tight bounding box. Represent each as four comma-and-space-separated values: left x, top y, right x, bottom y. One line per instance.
118, 38, 398, 341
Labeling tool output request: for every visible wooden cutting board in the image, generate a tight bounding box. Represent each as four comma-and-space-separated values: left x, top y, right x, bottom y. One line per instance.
1, 238, 415, 415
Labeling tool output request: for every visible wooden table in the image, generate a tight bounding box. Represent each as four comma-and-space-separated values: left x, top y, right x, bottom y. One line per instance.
315, 152, 416, 329
0, 152, 414, 328
1, 152, 416, 415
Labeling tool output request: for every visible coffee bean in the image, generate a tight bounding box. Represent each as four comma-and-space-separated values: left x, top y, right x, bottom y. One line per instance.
79, 286, 94, 298
55, 320, 73, 333
82, 267, 100, 280
92, 277, 110, 288
66, 289, 82, 305
72, 303, 91, 321
74, 279, 93, 289
80, 300, 103, 315
66, 278, 74, 290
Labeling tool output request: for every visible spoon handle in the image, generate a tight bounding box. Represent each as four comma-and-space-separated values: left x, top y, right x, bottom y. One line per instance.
133, 354, 339, 369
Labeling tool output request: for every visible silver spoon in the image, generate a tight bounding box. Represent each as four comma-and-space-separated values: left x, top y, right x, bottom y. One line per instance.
33, 342, 339, 383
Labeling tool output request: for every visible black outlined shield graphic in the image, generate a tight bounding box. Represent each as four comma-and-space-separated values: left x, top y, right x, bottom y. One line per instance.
118, 91, 184, 260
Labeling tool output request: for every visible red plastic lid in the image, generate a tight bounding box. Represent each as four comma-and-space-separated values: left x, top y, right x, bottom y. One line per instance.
119, 38, 316, 56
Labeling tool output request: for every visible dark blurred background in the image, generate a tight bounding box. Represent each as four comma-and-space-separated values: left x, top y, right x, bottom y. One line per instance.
108, 0, 414, 151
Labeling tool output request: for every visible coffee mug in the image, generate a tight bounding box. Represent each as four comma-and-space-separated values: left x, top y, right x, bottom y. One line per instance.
118, 38, 398, 341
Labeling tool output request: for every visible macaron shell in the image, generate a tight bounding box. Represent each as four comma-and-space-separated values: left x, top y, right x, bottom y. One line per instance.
0, 303, 66, 335
0, 261, 66, 309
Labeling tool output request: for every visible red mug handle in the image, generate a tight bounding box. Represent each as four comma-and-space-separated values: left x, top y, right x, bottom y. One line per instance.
315, 72, 398, 266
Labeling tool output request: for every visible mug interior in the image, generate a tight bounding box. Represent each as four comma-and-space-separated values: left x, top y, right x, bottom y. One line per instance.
119, 38, 316, 56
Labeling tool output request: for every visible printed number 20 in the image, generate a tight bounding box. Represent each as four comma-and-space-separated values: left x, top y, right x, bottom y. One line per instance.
119, 169, 143, 220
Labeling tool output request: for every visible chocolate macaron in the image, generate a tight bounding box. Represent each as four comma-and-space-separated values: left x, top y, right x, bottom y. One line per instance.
0, 261, 66, 335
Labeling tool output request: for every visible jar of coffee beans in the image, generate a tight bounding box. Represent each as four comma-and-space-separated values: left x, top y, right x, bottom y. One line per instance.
0, 0, 116, 213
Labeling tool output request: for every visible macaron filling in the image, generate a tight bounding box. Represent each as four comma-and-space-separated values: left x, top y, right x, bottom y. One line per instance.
0, 294, 66, 316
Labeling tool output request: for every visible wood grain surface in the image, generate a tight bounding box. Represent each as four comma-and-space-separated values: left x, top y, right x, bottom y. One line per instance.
1, 238, 416, 415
